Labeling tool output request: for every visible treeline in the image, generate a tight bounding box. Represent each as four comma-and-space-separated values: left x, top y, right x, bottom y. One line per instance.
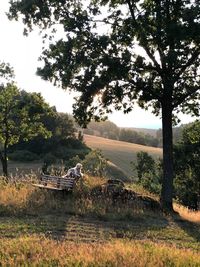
82, 120, 184, 147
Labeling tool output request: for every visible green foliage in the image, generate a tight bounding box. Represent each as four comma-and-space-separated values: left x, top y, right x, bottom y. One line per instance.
132, 151, 162, 194
174, 120, 200, 210
82, 149, 108, 177
0, 79, 51, 175
65, 155, 82, 170
10, 110, 89, 163
0, 86, 51, 145
8, 1, 200, 122
84, 120, 159, 147
119, 128, 159, 147
134, 152, 156, 181
0, 61, 14, 84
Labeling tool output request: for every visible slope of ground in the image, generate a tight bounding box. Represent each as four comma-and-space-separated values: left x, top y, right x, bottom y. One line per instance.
0, 179, 199, 266
84, 134, 162, 178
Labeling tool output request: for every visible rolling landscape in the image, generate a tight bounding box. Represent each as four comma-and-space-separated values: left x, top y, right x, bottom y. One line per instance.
83, 134, 162, 178
1, 0, 200, 265
0, 135, 199, 266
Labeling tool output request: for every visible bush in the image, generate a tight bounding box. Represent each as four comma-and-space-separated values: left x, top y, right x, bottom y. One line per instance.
8, 150, 39, 162
64, 155, 82, 170
82, 149, 108, 177
132, 151, 162, 194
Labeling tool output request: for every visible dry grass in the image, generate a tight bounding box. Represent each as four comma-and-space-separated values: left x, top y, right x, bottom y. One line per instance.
0, 176, 146, 218
0, 177, 199, 266
84, 134, 162, 178
0, 236, 199, 266
174, 204, 200, 224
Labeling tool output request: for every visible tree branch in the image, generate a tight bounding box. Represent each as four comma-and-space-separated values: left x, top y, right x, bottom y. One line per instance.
125, 0, 162, 75
173, 86, 200, 108
176, 49, 200, 78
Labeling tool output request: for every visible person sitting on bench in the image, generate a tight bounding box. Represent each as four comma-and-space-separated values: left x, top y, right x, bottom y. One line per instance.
63, 163, 83, 181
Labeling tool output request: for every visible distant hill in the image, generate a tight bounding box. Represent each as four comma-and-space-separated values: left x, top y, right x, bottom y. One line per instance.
84, 134, 162, 179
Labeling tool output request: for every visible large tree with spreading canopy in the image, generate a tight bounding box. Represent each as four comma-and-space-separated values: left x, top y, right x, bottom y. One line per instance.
8, 0, 200, 211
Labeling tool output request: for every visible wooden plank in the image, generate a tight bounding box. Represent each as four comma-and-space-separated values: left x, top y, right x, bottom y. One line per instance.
32, 184, 64, 190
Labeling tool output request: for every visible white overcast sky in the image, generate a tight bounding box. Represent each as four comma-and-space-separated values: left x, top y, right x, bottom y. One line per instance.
0, 1, 196, 129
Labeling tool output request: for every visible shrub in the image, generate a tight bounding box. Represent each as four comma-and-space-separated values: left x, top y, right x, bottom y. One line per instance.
82, 149, 108, 177
132, 152, 162, 194
8, 150, 39, 162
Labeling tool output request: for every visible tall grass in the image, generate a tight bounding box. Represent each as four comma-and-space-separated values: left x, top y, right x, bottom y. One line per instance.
0, 237, 199, 266
0, 176, 199, 266
0, 175, 147, 219
174, 204, 200, 223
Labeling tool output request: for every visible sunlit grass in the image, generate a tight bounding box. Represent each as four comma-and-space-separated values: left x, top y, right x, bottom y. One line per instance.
0, 175, 146, 218
0, 176, 199, 266
174, 204, 200, 224
0, 236, 199, 266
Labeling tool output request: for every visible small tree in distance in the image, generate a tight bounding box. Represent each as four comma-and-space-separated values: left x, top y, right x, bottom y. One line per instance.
0, 62, 51, 177
8, 1, 200, 211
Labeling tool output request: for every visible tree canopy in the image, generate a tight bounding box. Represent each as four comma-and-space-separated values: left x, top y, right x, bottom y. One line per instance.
174, 120, 200, 210
8, 0, 200, 210
0, 62, 52, 176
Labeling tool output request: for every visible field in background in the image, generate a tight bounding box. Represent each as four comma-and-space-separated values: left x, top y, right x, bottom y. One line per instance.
0, 161, 41, 177
84, 134, 162, 178
0, 135, 162, 179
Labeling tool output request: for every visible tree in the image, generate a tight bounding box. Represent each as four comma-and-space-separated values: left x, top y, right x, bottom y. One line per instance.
0, 66, 51, 176
9, 1, 200, 211
83, 120, 120, 139
174, 121, 200, 210
132, 151, 162, 194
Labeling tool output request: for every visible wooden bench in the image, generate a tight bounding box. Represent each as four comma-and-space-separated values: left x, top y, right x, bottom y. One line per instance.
32, 174, 76, 191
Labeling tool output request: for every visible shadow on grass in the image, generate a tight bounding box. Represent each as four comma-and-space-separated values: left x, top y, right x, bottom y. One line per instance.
171, 212, 200, 244
0, 186, 170, 243
1, 185, 198, 247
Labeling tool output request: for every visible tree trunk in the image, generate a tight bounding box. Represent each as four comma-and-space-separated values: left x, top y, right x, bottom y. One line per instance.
2, 158, 8, 177
161, 100, 174, 212
0, 151, 8, 177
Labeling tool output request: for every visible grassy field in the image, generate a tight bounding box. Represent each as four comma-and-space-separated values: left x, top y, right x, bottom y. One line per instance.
1, 135, 162, 179
0, 161, 42, 177
84, 134, 162, 178
0, 177, 199, 266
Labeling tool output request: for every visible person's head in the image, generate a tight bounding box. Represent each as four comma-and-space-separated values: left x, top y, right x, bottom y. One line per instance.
76, 163, 82, 170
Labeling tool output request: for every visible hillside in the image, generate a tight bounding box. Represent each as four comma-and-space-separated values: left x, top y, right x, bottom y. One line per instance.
0, 178, 199, 266
84, 134, 162, 178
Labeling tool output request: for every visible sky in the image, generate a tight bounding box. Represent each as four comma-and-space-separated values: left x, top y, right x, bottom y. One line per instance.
0, 1, 196, 129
